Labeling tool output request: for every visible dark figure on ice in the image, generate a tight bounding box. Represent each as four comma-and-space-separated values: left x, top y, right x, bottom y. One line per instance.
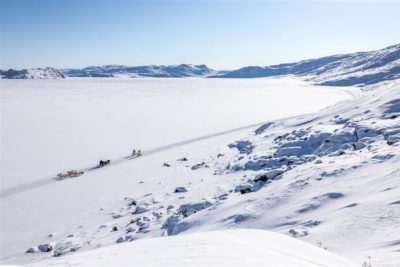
132, 149, 142, 157
99, 159, 110, 167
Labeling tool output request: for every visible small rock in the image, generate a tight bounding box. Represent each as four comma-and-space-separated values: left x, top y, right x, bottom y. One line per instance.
174, 187, 188, 193
163, 163, 171, 167
235, 184, 252, 194
191, 162, 207, 170
38, 243, 53, 252
240, 188, 252, 194
70, 246, 81, 252
254, 169, 284, 183
116, 235, 133, 243
218, 193, 229, 200
53, 250, 63, 257
26, 247, 36, 253
112, 213, 123, 219
152, 197, 161, 204
128, 200, 137, 206
133, 206, 149, 214
126, 226, 136, 233
127, 219, 136, 225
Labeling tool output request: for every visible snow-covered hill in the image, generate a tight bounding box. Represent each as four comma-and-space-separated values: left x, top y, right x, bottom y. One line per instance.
30, 229, 358, 267
0, 67, 65, 79
62, 64, 217, 78
215, 43, 400, 86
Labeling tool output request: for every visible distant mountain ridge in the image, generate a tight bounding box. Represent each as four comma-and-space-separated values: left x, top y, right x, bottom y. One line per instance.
214, 43, 400, 86
0, 67, 65, 79
2, 43, 399, 84
61, 64, 217, 78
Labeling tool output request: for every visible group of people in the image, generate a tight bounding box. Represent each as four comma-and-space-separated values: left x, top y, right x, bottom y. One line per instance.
98, 148, 142, 167
131, 149, 142, 157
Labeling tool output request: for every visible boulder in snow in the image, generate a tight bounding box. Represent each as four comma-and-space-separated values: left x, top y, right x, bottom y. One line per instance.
254, 169, 285, 183
191, 162, 208, 170
38, 243, 53, 252
116, 235, 134, 243
235, 184, 253, 194
174, 187, 188, 193
26, 247, 37, 253
133, 206, 149, 214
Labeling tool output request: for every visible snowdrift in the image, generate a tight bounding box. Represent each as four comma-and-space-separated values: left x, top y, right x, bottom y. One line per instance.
29, 229, 358, 267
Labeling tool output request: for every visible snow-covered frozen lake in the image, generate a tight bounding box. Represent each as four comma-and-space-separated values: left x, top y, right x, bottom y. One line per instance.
1, 77, 351, 188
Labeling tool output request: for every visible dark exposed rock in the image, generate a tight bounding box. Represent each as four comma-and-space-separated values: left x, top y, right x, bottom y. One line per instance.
38, 243, 53, 252
174, 187, 188, 193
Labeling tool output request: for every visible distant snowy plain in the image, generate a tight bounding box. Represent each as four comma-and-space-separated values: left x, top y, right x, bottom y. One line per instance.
1, 77, 350, 188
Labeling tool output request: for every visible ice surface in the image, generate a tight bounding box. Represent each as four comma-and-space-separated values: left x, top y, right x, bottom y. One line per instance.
0, 77, 350, 189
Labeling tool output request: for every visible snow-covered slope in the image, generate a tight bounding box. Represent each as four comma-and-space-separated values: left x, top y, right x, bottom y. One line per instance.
30, 229, 358, 267
62, 64, 217, 78
216, 43, 400, 86
169, 80, 400, 266
0, 67, 65, 79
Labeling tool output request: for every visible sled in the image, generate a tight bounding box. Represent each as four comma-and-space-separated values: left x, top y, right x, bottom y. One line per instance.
55, 170, 84, 180
98, 159, 111, 167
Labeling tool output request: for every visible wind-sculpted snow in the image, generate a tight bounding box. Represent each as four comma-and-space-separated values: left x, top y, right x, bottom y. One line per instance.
215, 43, 400, 86
28, 229, 358, 267
61, 64, 217, 78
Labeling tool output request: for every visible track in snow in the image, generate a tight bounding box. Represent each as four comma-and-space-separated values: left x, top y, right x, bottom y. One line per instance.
0, 121, 265, 198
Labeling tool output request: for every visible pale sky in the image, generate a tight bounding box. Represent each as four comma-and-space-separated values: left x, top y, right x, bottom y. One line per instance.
1, 0, 399, 70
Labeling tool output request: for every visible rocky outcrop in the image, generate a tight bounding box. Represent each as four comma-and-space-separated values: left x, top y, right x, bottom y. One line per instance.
0, 67, 65, 79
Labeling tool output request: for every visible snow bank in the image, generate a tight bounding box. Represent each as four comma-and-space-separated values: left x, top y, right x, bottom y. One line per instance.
29, 229, 358, 267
